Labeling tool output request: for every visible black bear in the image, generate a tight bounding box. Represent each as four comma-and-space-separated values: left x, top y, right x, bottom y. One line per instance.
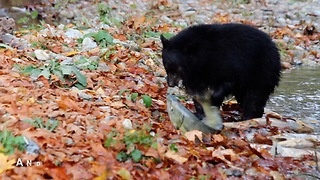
161, 23, 281, 131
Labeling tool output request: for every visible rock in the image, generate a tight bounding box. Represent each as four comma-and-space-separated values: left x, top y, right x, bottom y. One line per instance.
82, 37, 97, 51
25, 138, 40, 155
60, 9, 75, 19
98, 62, 111, 72
65, 29, 83, 39
0, 34, 28, 50
160, 15, 173, 24
113, 39, 140, 51
122, 119, 133, 129
182, 10, 196, 18
301, 57, 319, 66
0, 17, 15, 34
314, 10, 320, 16
271, 133, 320, 159
34, 49, 50, 61
194, 14, 210, 24
281, 62, 292, 69
224, 117, 314, 133
78, 92, 93, 100
62, 137, 75, 146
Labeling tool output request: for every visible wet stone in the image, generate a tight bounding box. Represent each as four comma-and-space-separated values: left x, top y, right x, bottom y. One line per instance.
0, 17, 15, 34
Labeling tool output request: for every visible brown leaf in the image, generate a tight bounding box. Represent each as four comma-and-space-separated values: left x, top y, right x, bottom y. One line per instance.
110, 101, 125, 108
212, 134, 224, 143
211, 148, 239, 165
145, 147, 159, 159
48, 167, 70, 180
184, 130, 203, 142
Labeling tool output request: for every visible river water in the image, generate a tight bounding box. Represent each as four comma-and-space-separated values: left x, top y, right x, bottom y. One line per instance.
267, 66, 320, 122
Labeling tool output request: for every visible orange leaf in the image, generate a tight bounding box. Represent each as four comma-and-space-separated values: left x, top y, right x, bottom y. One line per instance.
56, 95, 86, 113
134, 16, 146, 29
48, 167, 70, 180
114, 34, 127, 41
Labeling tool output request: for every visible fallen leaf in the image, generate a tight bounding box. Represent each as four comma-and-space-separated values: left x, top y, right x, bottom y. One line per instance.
0, 153, 16, 174
212, 134, 224, 143
212, 148, 238, 164
145, 147, 159, 158
110, 101, 125, 108
117, 168, 132, 180
63, 51, 79, 57
184, 130, 203, 142
165, 150, 188, 164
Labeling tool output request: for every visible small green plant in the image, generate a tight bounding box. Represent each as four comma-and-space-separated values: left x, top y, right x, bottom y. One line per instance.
24, 118, 59, 132
79, 30, 114, 48
20, 21, 46, 31
75, 56, 99, 70
118, 90, 152, 108
105, 128, 157, 163
30, 42, 48, 49
123, 130, 154, 148
141, 95, 152, 108
15, 59, 87, 89
104, 129, 119, 148
0, 43, 14, 50
143, 30, 161, 38
231, 0, 250, 4
0, 131, 26, 155
189, 175, 211, 180
17, 17, 30, 24
169, 144, 178, 152
98, 2, 121, 27
161, 32, 175, 39
17, 10, 39, 25
241, 11, 253, 17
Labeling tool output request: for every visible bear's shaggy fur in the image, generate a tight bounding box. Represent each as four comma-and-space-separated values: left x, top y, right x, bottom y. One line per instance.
161, 23, 281, 131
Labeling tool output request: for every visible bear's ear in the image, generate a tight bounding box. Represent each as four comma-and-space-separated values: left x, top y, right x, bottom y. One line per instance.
160, 34, 170, 48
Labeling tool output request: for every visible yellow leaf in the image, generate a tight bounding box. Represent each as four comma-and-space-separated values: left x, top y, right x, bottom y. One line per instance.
96, 87, 105, 95
0, 153, 16, 174
117, 168, 132, 180
93, 172, 107, 180
63, 51, 79, 57
27, 97, 35, 104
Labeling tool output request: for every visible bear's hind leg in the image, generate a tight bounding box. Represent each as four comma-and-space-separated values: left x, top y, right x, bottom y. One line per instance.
237, 90, 269, 120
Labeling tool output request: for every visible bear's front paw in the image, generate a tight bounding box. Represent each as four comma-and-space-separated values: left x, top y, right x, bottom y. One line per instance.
201, 106, 224, 131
